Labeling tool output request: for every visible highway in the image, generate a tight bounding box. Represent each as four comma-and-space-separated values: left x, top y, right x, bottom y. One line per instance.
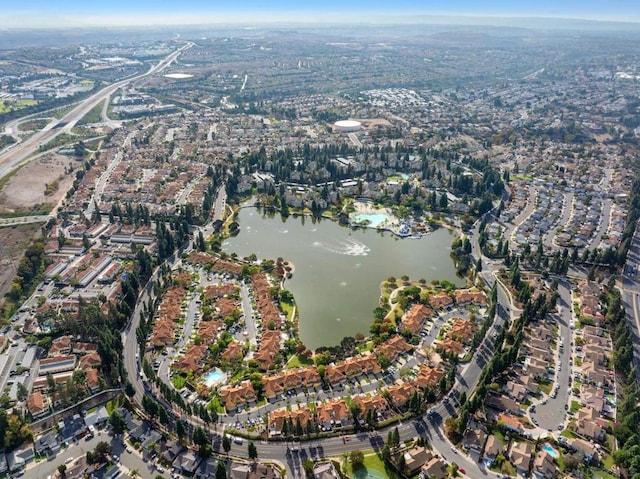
0, 214, 53, 226
0, 41, 193, 181
620, 223, 640, 383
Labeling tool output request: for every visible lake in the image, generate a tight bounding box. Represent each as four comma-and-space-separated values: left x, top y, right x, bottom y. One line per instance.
223, 208, 463, 349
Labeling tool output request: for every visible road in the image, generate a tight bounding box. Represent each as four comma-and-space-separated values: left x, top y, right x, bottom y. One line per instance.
0, 214, 53, 226
24, 430, 170, 479
544, 192, 573, 249
117, 185, 517, 478
84, 130, 136, 217
122, 185, 228, 405
529, 280, 574, 434
0, 42, 193, 181
620, 222, 640, 383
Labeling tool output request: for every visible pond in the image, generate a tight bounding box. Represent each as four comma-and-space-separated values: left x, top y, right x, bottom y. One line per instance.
224, 208, 463, 349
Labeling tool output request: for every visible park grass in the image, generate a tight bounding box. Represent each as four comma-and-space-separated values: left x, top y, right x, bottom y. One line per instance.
344, 450, 391, 479
280, 301, 295, 320
286, 354, 313, 369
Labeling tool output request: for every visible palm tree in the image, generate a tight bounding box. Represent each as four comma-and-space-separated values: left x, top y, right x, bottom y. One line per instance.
130, 469, 140, 479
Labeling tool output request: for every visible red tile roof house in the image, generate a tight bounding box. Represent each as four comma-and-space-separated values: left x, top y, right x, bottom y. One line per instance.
385, 382, 416, 410
453, 289, 487, 306
448, 318, 478, 342
375, 335, 413, 362
414, 364, 445, 390
401, 304, 433, 335
496, 412, 524, 435
315, 399, 351, 431
27, 391, 50, 419
354, 394, 390, 422
219, 381, 257, 413
221, 341, 245, 363
39, 355, 77, 375
429, 291, 454, 309
268, 406, 312, 437
436, 338, 464, 357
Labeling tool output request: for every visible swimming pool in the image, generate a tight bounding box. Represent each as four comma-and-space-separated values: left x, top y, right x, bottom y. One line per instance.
353, 213, 389, 228
542, 444, 560, 458
204, 368, 227, 387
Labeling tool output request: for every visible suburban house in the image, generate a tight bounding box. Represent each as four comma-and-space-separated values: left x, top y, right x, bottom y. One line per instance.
509, 441, 533, 476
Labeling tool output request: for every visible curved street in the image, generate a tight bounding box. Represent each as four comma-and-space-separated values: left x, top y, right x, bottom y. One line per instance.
119, 196, 518, 478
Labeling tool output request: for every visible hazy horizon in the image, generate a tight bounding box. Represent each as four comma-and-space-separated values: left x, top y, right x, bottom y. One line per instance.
2, 0, 640, 29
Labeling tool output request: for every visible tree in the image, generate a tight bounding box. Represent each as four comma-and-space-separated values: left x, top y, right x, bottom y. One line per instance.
94, 441, 111, 463
303, 458, 315, 477
349, 449, 365, 471
349, 402, 362, 430
16, 382, 28, 402
142, 395, 158, 419
58, 464, 67, 478
216, 461, 227, 479
377, 352, 391, 370
109, 410, 126, 435
130, 469, 140, 479
193, 426, 207, 446
248, 441, 258, 460
222, 435, 231, 455
176, 419, 186, 440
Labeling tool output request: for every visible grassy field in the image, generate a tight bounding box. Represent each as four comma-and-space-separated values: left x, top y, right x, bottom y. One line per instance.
0, 99, 37, 113
18, 119, 51, 132
77, 99, 105, 125
343, 451, 394, 479
285, 354, 314, 369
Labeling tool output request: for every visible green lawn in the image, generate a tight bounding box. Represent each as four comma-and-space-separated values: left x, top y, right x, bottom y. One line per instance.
570, 400, 581, 413
286, 354, 314, 369
344, 451, 391, 478
207, 396, 225, 414
77, 100, 105, 125
593, 470, 618, 479
0, 99, 37, 113
539, 382, 552, 395
280, 301, 295, 320
602, 453, 615, 470
172, 373, 188, 389
500, 462, 516, 477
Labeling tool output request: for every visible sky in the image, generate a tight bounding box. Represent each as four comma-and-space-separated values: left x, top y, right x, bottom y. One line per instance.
2, 0, 640, 27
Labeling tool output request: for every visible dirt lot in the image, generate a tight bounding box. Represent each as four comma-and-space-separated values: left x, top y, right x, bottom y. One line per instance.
0, 223, 42, 298
0, 152, 80, 214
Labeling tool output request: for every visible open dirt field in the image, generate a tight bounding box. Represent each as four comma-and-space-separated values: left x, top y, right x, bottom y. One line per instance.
0, 223, 42, 298
0, 152, 80, 214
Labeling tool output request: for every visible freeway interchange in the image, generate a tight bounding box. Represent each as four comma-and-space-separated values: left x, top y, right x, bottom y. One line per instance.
0, 42, 193, 181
